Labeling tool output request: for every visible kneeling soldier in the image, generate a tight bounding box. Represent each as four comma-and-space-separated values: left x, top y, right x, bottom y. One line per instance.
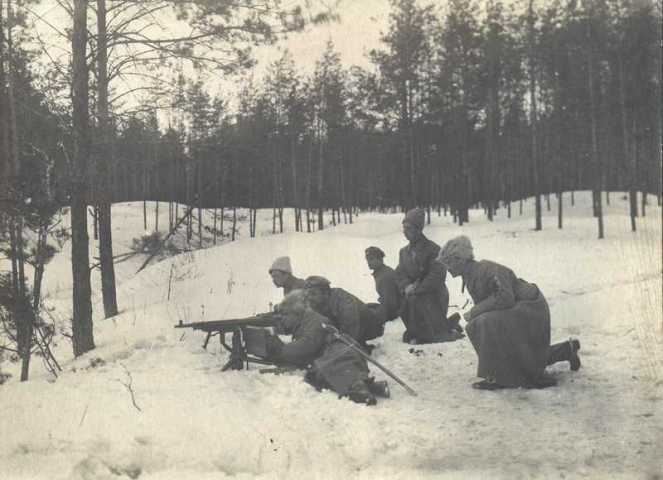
365, 246, 403, 323
269, 256, 306, 297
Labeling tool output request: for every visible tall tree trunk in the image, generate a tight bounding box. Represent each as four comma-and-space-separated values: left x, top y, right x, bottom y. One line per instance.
528, 0, 542, 231
155, 203, 159, 232
231, 207, 237, 241
92, 207, 98, 239
3, 1, 32, 379
71, 0, 95, 356
213, 207, 217, 245
278, 148, 284, 234
554, 46, 564, 230
317, 130, 324, 231
587, 12, 603, 239
618, 54, 636, 231
306, 135, 313, 233
0, 0, 8, 199
96, 0, 119, 317
408, 89, 416, 210
290, 135, 300, 231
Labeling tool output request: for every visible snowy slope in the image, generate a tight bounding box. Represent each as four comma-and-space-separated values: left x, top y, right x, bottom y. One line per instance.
1, 193, 661, 480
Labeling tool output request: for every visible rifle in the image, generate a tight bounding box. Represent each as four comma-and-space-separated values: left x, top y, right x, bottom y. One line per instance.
323, 323, 418, 397
175, 312, 281, 371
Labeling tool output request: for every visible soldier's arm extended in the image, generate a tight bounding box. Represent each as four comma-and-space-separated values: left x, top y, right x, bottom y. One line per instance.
270, 323, 326, 367
467, 265, 516, 320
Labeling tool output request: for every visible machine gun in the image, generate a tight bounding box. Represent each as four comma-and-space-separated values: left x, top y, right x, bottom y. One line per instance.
175, 312, 281, 371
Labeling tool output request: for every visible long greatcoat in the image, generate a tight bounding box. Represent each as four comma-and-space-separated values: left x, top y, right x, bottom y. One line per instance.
270, 309, 370, 396
463, 260, 551, 387
320, 288, 384, 343
395, 235, 452, 342
370, 264, 403, 322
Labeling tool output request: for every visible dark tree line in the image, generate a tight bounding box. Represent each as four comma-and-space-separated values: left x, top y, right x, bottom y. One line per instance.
48, 0, 661, 227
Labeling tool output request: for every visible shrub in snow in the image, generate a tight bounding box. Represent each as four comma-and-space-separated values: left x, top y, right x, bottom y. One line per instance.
130, 231, 181, 259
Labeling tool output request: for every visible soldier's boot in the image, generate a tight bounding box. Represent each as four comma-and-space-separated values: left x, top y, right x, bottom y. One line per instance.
472, 379, 507, 391
367, 379, 390, 399
447, 312, 464, 333
304, 368, 325, 391
569, 338, 581, 372
402, 330, 418, 345
347, 380, 377, 406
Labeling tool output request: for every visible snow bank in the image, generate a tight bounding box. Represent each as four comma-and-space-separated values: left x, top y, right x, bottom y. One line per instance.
1, 193, 661, 479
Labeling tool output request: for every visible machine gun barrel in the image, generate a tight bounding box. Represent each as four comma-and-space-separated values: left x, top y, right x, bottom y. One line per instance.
175, 312, 281, 332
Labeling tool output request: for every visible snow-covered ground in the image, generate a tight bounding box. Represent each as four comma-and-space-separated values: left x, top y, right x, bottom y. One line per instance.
1, 192, 661, 479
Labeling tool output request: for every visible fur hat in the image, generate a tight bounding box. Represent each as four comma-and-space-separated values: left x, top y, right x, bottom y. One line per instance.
402, 208, 425, 230
304, 275, 331, 290
437, 236, 474, 265
365, 246, 385, 259
269, 256, 292, 274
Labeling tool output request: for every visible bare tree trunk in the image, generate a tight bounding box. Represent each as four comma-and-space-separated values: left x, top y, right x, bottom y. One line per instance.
231, 207, 237, 241
528, 0, 542, 231
213, 208, 217, 245
617, 54, 638, 232
71, 0, 95, 356
305, 135, 313, 233
197, 160, 203, 248
272, 206, 276, 234
92, 206, 99, 239
587, 12, 604, 239
290, 136, 300, 232
277, 148, 284, 234
2, 4, 34, 380
0, 0, 9, 199
554, 48, 564, 231
317, 131, 324, 231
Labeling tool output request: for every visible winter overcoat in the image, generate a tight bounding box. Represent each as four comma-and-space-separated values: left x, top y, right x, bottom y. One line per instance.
271, 309, 370, 395
395, 235, 452, 342
272, 309, 328, 368
463, 260, 551, 387
371, 264, 403, 322
321, 288, 383, 342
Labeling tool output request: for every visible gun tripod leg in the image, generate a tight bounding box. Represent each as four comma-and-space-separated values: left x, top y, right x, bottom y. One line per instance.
221, 329, 245, 371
